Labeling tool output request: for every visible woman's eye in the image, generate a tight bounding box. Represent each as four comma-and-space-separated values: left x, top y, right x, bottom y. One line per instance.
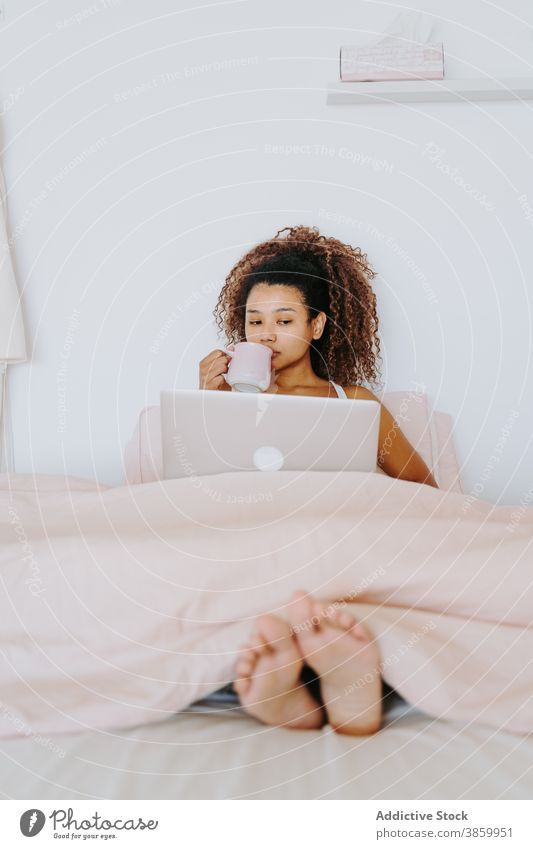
248, 320, 291, 325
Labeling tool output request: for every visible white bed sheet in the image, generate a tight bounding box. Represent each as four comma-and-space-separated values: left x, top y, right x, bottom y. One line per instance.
1, 697, 532, 800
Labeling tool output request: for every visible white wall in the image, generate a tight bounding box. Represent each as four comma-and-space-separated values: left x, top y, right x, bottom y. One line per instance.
1, 0, 532, 504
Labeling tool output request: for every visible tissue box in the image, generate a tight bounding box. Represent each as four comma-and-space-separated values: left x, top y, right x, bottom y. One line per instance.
340, 43, 444, 82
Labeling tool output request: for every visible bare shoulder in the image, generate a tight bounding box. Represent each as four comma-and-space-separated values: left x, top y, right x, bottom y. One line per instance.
343, 385, 381, 402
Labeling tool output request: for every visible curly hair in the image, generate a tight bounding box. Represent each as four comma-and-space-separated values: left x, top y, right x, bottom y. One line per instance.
213, 224, 383, 388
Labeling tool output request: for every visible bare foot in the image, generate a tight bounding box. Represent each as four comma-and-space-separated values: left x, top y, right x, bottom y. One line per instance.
288, 590, 382, 735
233, 613, 326, 730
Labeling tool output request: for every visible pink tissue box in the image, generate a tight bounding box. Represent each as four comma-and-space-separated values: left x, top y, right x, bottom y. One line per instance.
340, 42, 444, 82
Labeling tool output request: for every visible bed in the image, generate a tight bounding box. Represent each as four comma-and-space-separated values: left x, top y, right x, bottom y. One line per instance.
1, 391, 532, 800
3, 697, 533, 799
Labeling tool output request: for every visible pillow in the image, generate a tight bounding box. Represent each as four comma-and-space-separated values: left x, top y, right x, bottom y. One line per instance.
379, 391, 462, 493
123, 393, 463, 492
123, 405, 162, 486
0, 474, 109, 492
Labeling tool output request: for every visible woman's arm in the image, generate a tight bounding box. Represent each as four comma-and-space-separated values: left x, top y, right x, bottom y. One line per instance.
344, 386, 439, 487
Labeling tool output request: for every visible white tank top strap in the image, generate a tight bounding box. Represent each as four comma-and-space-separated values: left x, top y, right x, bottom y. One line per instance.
330, 380, 347, 399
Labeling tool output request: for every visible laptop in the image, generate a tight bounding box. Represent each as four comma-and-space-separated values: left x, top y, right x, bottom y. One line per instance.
161, 388, 380, 707
160, 388, 380, 480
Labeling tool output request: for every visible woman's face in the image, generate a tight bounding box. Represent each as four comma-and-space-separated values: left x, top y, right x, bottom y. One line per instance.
244, 283, 325, 369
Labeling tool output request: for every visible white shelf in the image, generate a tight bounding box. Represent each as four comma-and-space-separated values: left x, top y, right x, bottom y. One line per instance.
327, 77, 533, 105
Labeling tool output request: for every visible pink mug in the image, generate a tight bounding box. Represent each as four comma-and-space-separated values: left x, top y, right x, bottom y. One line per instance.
222, 342, 273, 392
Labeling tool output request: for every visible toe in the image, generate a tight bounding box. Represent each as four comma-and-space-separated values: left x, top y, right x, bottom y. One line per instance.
351, 623, 373, 643
255, 613, 296, 655
288, 589, 315, 635
248, 633, 272, 657
238, 647, 257, 660
290, 588, 311, 603
236, 647, 257, 664
233, 676, 250, 695
235, 656, 254, 677
326, 607, 371, 643
312, 599, 328, 628
338, 610, 357, 630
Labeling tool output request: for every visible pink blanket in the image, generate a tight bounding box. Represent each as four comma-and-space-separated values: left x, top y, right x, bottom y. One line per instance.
1, 470, 532, 738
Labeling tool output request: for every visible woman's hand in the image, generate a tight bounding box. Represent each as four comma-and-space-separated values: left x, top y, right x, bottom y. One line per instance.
199, 346, 234, 390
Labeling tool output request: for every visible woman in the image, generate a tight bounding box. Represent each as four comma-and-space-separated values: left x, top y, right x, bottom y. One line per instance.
198, 225, 438, 735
